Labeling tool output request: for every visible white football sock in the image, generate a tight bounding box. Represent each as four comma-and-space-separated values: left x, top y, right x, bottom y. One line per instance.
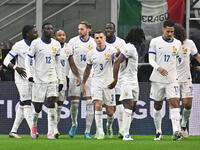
116, 104, 124, 131
106, 115, 114, 129
11, 105, 24, 133
122, 108, 132, 135
70, 100, 80, 126
181, 108, 191, 128
153, 108, 162, 134
95, 111, 104, 134
170, 108, 181, 133
33, 111, 39, 127
23, 105, 33, 132
85, 100, 94, 133
48, 108, 56, 134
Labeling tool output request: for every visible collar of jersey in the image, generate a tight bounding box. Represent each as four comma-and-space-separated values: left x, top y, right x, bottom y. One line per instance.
162, 36, 174, 43
96, 45, 106, 52
106, 36, 116, 44
41, 37, 51, 44
80, 36, 90, 43
24, 39, 30, 47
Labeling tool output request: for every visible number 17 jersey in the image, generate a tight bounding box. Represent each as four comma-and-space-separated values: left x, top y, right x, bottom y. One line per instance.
149, 36, 182, 83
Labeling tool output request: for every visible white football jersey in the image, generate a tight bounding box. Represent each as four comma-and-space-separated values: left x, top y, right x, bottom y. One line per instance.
60, 43, 73, 82
120, 43, 138, 84
4, 39, 30, 83
177, 39, 199, 82
106, 36, 126, 81
87, 45, 116, 87
26, 37, 62, 83
68, 36, 96, 79
149, 36, 182, 83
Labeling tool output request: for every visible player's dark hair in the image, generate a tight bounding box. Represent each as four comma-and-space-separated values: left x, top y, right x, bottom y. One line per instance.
42, 23, 52, 29
22, 25, 35, 39
163, 20, 174, 28
105, 22, 115, 29
79, 21, 90, 28
94, 30, 105, 36
174, 24, 186, 44
54, 28, 64, 35
125, 27, 145, 47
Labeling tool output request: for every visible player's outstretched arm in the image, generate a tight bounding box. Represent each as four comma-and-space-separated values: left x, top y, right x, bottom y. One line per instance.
68, 56, 81, 86
81, 64, 92, 97
108, 54, 124, 89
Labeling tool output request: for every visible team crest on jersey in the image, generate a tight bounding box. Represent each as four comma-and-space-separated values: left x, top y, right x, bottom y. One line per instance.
115, 47, 120, 52
182, 48, 188, 54
104, 53, 111, 59
88, 45, 93, 50
22, 94, 25, 97
172, 46, 177, 53
52, 47, 57, 52
65, 50, 70, 56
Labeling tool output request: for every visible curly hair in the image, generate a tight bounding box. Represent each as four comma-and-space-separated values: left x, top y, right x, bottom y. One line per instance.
22, 25, 35, 39
125, 27, 145, 47
174, 24, 186, 44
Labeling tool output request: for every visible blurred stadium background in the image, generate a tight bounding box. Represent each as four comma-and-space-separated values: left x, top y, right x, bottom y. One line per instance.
0, 0, 200, 136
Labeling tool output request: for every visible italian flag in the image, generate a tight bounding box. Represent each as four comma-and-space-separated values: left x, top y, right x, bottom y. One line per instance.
118, 0, 185, 39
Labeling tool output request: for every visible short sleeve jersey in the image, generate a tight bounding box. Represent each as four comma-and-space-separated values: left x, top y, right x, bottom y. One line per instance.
60, 43, 73, 82
120, 43, 138, 85
86, 45, 116, 87
68, 36, 96, 79
177, 39, 199, 82
8, 39, 30, 83
27, 37, 61, 83
149, 36, 182, 83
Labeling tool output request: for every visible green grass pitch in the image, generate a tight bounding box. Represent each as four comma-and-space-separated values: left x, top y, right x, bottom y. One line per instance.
0, 135, 199, 150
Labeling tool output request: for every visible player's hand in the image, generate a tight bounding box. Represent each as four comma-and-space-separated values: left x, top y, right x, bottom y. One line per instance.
16, 67, 27, 78
195, 66, 200, 72
107, 80, 117, 89
58, 84, 63, 92
157, 67, 168, 76
76, 76, 81, 86
28, 77, 34, 83
81, 84, 86, 97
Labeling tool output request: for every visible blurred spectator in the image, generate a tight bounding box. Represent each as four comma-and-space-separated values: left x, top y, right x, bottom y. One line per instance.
0, 41, 14, 81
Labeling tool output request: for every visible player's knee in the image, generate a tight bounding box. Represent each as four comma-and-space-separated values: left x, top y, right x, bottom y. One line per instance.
154, 103, 163, 110
33, 103, 43, 113
57, 101, 63, 106
23, 100, 31, 106
184, 103, 192, 110
47, 97, 56, 108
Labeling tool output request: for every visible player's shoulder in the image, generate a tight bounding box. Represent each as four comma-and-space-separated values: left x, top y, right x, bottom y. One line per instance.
31, 37, 41, 44
116, 36, 125, 43
173, 38, 182, 45
69, 35, 79, 42
183, 39, 194, 45
151, 36, 162, 43
106, 44, 116, 51
13, 39, 25, 47
125, 43, 137, 52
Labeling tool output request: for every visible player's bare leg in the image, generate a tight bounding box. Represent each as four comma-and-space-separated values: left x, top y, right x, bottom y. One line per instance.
106, 105, 114, 138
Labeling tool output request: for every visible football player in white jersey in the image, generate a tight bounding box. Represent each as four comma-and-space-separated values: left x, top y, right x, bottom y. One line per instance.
149, 20, 182, 140
4, 25, 38, 138
105, 22, 126, 138
81, 31, 117, 140
54, 29, 80, 138
68, 21, 96, 139
174, 24, 200, 138
108, 27, 145, 141
26, 23, 63, 140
